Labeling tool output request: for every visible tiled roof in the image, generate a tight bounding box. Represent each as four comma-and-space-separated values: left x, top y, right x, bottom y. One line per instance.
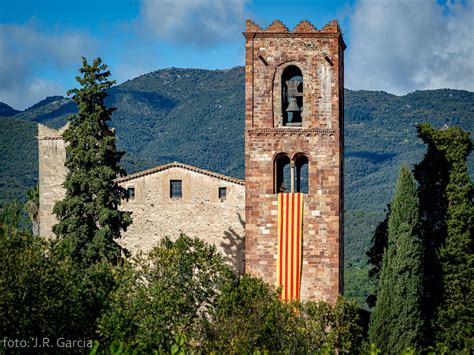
114, 161, 244, 185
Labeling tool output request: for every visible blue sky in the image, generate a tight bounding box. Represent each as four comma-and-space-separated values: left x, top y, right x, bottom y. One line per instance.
0, 0, 473, 109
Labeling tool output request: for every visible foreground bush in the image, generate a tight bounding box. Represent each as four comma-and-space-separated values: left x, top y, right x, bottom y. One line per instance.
201, 275, 296, 352
97, 234, 234, 352
97, 235, 364, 353
0, 204, 117, 346
202, 276, 364, 353
1, 215, 364, 353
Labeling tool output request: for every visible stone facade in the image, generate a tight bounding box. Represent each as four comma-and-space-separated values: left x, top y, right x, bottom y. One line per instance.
37, 127, 245, 273
116, 163, 245, 273
38, 124, 68, 238
243, 20, 345, 302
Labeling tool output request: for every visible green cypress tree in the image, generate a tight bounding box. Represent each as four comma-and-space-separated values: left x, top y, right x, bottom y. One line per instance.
414, 124, 450, 345
369, 165, 424, 352
417, 124, 474, 350
53, 57, 132, 266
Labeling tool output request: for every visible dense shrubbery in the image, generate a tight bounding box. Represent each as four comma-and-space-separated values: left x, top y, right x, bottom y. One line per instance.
201, 276, 363, 353
0, 218, 364, 353
3, 220, 462, 354
97, 235, 234, 352
0, 205, 116, 345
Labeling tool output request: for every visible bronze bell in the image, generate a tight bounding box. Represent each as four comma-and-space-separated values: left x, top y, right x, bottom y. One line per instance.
286, 97, 300, 112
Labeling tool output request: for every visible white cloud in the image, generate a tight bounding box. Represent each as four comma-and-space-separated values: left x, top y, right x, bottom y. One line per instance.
0, 22, 95, 110
139, 0, 249, 46
346, 0, 474, 94
114, 61, 156, 84
0, 79, 64, 111
107, 40, 160, 84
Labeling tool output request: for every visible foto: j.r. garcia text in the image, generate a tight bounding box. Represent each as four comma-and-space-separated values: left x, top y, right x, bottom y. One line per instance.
1, 337, 92, 348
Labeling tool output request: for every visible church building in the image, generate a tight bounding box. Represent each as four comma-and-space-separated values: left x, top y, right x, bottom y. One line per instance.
37, 19, 345, 303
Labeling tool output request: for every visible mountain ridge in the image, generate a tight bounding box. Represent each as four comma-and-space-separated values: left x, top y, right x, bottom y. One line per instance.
0, 102, 20, 117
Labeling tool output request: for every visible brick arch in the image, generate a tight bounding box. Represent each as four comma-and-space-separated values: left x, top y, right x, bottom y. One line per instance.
291, 151, 312, 162
272, 151, 291, 161
272, 61, 311, 128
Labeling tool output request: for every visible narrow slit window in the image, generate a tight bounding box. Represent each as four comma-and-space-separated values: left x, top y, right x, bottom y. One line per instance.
127, 187, 135, 200
170, 180, 182, 199
218, 187, 227, 201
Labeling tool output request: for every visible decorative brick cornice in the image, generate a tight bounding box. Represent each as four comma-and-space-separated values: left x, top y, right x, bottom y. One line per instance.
243, 32, 342, 40
114, 161, 245, 185
36, 136, 64, 140
37, 123, 69, 141
246, 128, 336, 138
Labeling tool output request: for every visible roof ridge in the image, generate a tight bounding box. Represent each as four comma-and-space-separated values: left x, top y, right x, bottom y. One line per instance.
114, 161, 244, 185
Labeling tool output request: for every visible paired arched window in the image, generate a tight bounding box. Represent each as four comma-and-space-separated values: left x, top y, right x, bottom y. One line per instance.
274, 153, 309, 194
282, 65, 303, 127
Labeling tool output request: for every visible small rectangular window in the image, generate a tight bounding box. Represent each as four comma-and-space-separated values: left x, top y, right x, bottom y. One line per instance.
170, 180, 182, 199
218, 187, 227, 201
127, 187, 135, 200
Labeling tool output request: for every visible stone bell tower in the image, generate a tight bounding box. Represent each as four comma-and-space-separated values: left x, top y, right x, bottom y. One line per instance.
243, 19, 345, 302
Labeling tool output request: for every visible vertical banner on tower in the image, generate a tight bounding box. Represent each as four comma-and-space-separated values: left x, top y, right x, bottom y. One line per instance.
277, 192, 303, 302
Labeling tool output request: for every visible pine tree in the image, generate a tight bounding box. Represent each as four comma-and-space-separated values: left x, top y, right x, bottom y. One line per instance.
53, 57, 132, 266
369, 165, 424, 352
417, 124, 474, 350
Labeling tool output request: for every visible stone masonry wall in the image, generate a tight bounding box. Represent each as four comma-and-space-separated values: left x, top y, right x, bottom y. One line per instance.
38, 124, 68, 238
244, 19, 345, 303
117, 165, 245, 273
37, 127, 245, 273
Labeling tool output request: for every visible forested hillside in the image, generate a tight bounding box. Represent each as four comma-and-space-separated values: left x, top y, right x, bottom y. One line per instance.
1, 67, 472, 306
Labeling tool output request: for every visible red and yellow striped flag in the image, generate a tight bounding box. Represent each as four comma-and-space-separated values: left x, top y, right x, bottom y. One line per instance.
277, 192, 303, 302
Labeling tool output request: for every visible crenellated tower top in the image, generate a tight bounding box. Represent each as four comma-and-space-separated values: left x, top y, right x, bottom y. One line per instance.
245, 19, 344, 47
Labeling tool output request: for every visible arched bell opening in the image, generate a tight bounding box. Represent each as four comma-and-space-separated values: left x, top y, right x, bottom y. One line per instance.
294, 154, 309, 194
274, 154, 291, 193
282, 65, 303, 127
